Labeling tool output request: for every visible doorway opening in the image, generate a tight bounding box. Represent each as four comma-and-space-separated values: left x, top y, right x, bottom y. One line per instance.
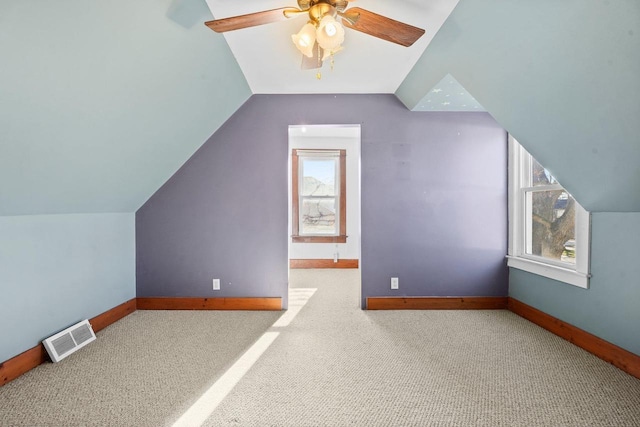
287, 124, 362, 307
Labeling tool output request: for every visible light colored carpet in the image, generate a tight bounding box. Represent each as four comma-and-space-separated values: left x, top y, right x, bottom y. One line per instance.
0, 310, 281, 426
1, 269, 639, 426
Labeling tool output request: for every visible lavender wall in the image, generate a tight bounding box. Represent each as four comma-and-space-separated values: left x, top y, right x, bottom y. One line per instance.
136, 95, 508, 309
136, 97, 288, 303
360, 111, 508, 306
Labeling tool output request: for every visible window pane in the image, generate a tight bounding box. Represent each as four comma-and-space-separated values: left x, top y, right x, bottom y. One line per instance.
525, 190, 576, 264
531, 157, 558, 186
302, 159, 335, 196
301, 197, 336, 235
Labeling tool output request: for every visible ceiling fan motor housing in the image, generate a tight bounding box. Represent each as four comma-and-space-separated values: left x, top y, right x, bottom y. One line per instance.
300, 0, 349, 12
309, 3, 336, 23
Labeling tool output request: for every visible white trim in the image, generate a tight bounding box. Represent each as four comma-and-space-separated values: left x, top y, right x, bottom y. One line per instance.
507, 135, 591, 289
575, 202, 591, 276
506, 256, 589, 289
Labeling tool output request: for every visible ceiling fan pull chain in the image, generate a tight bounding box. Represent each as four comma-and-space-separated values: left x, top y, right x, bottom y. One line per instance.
316, 43, 322, 80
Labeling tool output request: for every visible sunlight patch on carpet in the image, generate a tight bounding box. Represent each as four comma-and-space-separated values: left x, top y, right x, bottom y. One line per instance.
172, 332, 280, 427
172, 287, 317, 426
272, 288, 317, 327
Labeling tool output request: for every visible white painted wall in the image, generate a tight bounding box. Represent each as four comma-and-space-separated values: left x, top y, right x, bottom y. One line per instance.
288, 125, 361, 261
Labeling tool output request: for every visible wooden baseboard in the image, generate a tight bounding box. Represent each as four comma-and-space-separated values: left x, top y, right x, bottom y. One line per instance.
136, 297, 282, 311
290, 259, 359, 269
90, 299, 137, 333
367, 296, 508, 310
0, 298, 137, 387
0, 345, 48, 388
508, 297, 640, 380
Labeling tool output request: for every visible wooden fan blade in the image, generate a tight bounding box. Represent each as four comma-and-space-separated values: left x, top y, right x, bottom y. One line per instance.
341, 7, 425, 47
301, 43, 323, 70
205, 8, 293, 33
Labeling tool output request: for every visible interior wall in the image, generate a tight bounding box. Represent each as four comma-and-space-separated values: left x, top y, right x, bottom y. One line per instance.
397, 0, 640, 212
288, 127, 361, 261
360, 111, 508, 307
509, 212, 640, 356
136, 97, 290, 306
396, 1, 640, 359
136, 94, 508, 310
0, 213, 135, 362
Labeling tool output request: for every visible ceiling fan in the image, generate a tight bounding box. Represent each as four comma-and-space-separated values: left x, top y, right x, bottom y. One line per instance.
204, 0, 425, 71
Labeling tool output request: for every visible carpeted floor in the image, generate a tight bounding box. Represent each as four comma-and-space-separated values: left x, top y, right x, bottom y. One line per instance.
1, 269, 639, 426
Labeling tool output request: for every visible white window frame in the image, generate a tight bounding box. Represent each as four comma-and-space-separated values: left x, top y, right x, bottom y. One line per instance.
507, 135, 591, 288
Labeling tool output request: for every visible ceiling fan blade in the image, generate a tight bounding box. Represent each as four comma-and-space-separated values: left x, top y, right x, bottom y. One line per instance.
205, 8, 294, 33
301, 43, 323, 70
341, 7, 425, 47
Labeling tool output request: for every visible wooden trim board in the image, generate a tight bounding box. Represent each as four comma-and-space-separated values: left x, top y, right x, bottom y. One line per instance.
508, 297, 640, 380
0, 345, 48, 388
136, 297, 282, 311
367, 296, 508, 310
0, 298, 137, 387
90, 299, 137, 333
290, 259, 359, 269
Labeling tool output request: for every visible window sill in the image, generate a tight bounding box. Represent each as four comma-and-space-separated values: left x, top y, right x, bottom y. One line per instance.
292, 235, 347, 244
506, 255, 589, 289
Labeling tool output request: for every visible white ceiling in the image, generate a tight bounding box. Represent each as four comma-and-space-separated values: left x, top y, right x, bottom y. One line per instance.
204, 0, 459, 94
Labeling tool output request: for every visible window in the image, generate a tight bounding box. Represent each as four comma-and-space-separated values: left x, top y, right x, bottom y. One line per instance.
508, 136, 591, 288
292, 149, 346, 243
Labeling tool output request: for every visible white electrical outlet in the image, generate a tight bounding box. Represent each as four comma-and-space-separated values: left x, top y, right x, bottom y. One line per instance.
391, 277, 399, 290
212, 279, 220, 291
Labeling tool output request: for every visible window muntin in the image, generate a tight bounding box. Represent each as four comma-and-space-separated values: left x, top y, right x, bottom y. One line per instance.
508, 136, 590, 288
292, 149, 346, 243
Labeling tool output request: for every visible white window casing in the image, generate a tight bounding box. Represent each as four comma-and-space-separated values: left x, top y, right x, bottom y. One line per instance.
507, 135, 591, 289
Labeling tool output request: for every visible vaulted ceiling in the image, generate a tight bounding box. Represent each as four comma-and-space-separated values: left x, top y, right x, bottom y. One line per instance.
203, 0, 459, 93
1, 0, 638, 215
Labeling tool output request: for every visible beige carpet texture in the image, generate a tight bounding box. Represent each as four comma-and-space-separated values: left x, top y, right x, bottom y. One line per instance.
1, 269, 639, 426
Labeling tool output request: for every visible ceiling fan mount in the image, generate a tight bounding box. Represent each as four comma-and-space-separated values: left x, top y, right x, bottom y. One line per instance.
287, 0, 349, 16
304, 2, 337, 23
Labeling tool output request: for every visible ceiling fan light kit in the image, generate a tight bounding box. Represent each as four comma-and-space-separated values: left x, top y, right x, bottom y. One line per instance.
316, 15, 345, 51
292, 23, 318, 57
205, 0, 425, 75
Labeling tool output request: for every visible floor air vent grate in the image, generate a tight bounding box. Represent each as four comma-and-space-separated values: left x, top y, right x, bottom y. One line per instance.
43, 319, 96, 362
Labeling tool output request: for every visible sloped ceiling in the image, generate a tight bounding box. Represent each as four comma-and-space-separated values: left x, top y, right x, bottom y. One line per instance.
0, 0, 251, 216
397, 0, 640, 212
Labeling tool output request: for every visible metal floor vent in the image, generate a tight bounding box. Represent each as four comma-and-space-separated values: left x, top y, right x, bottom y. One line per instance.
43, 319, 96, 362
